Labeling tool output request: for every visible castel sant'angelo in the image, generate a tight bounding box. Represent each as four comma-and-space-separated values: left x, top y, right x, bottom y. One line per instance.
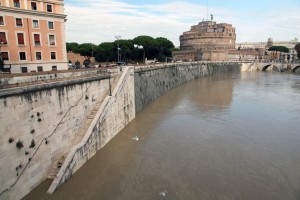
173, 16, 298, 62
173, 15, 236, 61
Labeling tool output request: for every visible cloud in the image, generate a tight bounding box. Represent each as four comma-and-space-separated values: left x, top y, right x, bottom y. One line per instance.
65, 0, 300, 46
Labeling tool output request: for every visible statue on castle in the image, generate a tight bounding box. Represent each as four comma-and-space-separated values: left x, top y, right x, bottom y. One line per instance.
211, 14, 213, 21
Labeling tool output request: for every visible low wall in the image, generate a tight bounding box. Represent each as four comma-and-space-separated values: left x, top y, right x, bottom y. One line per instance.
134, 62, 241, 112
47, 66, 135, 193
0, 68, 118, 89
0, 73, 116, 200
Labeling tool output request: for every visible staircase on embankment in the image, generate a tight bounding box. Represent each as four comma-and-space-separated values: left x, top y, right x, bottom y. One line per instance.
47, 73, 121, 180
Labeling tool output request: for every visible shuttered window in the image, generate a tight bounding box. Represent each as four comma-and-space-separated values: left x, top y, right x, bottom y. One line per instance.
19, 52, 26, 60
0, 32, 7, 44
14, 0, 20, 8
16, 18, 22, 27
0, 16, 4, 25
17, 33, 24, 45
47, 4, 52, 12
49, 35, 55, 45
34, 34, 40, 45
1, 52, 9, 60
50, 52, 56, 60
32, 20, 39, 28
31, 2, 37, 10
36, 52, 42, 60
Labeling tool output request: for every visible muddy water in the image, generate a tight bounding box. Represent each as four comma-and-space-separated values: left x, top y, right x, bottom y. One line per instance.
24, 72, 300, 200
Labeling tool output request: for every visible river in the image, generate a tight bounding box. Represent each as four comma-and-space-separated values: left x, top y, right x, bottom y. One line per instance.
24, 71, 300, 200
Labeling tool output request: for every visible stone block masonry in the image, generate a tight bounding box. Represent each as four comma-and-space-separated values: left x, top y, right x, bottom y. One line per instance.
135, 62, 241, 113
0, 73, 116, 200
47, 66, 135, 193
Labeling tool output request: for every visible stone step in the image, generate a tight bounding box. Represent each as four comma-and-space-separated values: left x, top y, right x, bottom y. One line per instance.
47, 154, 67, 179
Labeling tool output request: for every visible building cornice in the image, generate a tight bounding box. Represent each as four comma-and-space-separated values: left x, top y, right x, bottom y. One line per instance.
0, 6, 67, 19
34, 0, 64, 6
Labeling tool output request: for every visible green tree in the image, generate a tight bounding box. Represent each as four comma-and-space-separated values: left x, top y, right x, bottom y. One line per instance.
155, 37, 175, 61
113, 39, 134, 63
294, 43, 300, 59
78, 43, 97, 58
133, 36, 158, 60
66, 42, 80, 53
268, 46, 289, 60
268, 46, 289, 53
95, 42, 114, 63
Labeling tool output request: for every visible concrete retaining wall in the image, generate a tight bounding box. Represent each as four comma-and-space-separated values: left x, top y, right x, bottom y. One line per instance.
0, 74, 115, 200
135, 62, 241, 112
47, 66, 135, 193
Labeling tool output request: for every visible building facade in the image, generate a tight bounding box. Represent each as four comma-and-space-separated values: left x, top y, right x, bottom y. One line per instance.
173, 20, 236, 61
0, 0, 68, 73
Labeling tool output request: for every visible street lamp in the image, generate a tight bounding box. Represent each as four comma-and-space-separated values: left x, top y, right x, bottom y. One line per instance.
0, 41, 4, 71
115, 35, 121, 63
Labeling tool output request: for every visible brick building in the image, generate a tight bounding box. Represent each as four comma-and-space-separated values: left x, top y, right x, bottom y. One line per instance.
0, 0, 68, 73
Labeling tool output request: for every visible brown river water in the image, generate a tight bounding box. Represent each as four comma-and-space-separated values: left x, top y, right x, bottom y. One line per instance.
23, 71, 300, 200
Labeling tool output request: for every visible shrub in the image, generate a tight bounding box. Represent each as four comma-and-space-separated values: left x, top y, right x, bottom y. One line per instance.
16, 140, 24, 149
8, 137, 14, 143
29, 139, 35, 148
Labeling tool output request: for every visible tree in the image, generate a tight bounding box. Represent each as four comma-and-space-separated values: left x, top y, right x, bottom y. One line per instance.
78, 43, 96, 58
95, 42, 114, 63
268, 46, 289, 53
268, 46, 289, 60
66, 42, 80, 53
155, 37, 175, 61
67, 35, 175, 64
113, 39, 134, 63
133, 36, 158, 60
295, 43, 300, 59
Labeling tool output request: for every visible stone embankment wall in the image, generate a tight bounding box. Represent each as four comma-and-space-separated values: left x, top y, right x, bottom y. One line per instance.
0, 62, 239, 200
47, 66, 135, 193
0, 73, 115, 200
135, 62, 241, 112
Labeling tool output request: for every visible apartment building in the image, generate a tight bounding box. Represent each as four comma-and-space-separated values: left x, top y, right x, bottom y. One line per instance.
0, 0, 68, 73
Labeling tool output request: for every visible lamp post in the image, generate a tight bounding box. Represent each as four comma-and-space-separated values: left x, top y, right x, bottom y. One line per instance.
115, 35, 121, 63
0, 41, 4, 71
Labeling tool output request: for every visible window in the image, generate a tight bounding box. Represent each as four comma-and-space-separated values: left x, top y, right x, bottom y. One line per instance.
13, 0, 20, 8
47, 4, 52, 12
50, 52, 56, 60
37, 66, 43, 72
36, 52, 42, 60
52, 66, 57, 71
1, 52, 9, 60
48, 21, 54, 29
31, 2, 37, 10
19, 52, 26, 60
49, 35, 55, 46
17, 33, 24, 45
32, 20, 39, 28
21, 67, 28, 73
34, 34, 40, 46
16, 18, 23, 27
0, 16, 4, 25
0, 32, 7, 44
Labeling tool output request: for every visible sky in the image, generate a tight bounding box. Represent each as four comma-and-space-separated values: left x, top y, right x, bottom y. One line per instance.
65, 0, 300, 47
